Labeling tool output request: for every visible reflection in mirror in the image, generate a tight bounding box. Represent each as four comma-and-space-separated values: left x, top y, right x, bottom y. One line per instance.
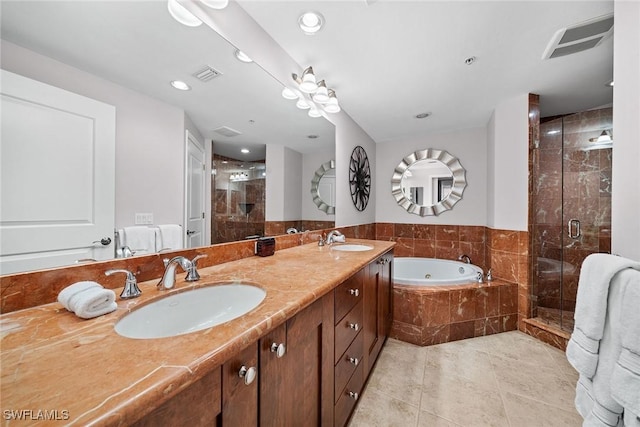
212, 153, 266, 243
391, 149, 467, 216
311, 160, 336, 215
0, 1, 335, 274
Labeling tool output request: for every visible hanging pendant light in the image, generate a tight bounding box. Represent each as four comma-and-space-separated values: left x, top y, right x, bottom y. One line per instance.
201, 0, 229, 9
312, 80, 330, 104
323, 89, 341, 113
299, 66, 318, 93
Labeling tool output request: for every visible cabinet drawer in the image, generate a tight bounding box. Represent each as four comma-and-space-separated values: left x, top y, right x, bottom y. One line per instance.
334, 363, 364, 427
335, 270, 363, 324
334, 329, 364, 403
335, 299, 363, 364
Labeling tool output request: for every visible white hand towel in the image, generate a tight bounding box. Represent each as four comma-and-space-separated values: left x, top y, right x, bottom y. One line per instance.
72, 288, 117, 319
158, 224, 183, 251
567, 253, 640, 378
122, 226, 157, 254
611, 269, 640, 416
57, 281, 102, 311
57, 281, 117, 319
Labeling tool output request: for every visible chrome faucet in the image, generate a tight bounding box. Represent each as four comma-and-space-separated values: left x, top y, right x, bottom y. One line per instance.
185, 254, 207, 282
476, 271, 484, 283
458, 254, 472, 264
157, 256, 193, 290
325, 230, 344, 245
106, 269, 142, 299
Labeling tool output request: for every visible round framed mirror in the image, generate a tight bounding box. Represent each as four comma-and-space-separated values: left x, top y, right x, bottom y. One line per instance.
391, 148, 466, 216
311, 160, 336, 215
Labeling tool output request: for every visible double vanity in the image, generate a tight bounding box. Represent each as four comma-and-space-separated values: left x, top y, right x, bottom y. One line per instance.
0, 239, 394, 426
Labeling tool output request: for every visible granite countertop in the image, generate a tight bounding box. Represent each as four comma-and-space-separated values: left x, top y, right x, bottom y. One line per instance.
0, 239, 394, 426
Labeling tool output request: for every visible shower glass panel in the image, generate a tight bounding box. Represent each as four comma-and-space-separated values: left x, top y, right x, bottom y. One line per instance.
533, 108, 612, 333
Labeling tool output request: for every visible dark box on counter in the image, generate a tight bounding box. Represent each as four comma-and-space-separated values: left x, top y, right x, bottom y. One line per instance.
255, 237, 276, 257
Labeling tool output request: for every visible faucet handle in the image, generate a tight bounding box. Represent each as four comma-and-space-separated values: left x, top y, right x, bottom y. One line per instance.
105, 269, 141, 299
185, 254, 206, 282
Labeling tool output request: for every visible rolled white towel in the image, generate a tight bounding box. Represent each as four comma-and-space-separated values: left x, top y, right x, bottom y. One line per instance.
58, 281, 102, 311
73, 288, 117, 319
57, 281, 117, 319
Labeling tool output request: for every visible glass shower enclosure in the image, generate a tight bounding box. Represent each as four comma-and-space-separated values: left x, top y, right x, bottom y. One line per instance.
531, 107, 612, 332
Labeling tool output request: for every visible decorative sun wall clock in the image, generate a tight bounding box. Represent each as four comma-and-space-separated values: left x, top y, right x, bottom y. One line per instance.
349, 145, 371, 211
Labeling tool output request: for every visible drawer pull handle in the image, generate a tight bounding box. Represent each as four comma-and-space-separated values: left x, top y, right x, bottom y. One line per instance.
349, 288, 359, 297
349, 391, 359, 400
270, 342, 286, 358
238, 365, 257, 385
348, 357, 359, 366
348, 322, 359, 331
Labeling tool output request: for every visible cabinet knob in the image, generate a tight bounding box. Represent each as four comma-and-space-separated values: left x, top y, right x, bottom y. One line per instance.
348, 356, 359, 366
348, 322, 359, 331
377, 258, 388, 265
349, 391, 359, 400
238, 365, 257, 385
270, 342, 286, 358
349, 288, 359, 297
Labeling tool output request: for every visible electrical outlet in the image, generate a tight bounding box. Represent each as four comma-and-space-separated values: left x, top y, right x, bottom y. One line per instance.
134, 213, 154, 225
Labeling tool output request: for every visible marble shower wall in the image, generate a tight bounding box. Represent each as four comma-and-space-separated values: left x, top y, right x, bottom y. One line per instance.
532, 108, 612, 315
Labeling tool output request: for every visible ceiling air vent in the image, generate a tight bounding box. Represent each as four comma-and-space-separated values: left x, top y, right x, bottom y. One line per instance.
213, 126, 242, 137
193, 65, 222, 82
542, 13, 613, 59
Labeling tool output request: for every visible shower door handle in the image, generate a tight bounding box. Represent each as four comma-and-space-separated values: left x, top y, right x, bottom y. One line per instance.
568, 219, 581, 239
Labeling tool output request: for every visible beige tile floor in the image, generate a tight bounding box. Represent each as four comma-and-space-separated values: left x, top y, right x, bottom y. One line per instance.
348, 331, 582, 427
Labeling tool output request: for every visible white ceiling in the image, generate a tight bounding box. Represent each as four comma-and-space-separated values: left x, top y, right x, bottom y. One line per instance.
239, 0, 614, 142
1, 0, 614, 150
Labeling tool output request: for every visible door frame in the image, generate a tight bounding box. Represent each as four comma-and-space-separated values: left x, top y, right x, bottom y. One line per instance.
183, 130, 206, 248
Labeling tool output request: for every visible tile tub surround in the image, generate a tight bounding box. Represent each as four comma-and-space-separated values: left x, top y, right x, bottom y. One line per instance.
0, 239, 395, 426
390, 280, 519, 346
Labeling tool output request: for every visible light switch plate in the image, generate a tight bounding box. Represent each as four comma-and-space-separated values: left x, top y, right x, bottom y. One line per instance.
134, 213, 154, 225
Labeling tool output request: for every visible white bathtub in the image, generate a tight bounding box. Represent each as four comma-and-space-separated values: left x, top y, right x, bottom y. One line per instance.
394, 257, 483, 286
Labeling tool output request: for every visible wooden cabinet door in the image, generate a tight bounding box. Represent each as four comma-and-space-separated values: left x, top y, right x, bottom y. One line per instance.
260, 294, 334, 427
363, 252, 394, 377
222, 343, 258, 426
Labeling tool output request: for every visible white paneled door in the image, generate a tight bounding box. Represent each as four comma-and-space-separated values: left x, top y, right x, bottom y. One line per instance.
185, 131, 205, 248
0, 70, 115, 274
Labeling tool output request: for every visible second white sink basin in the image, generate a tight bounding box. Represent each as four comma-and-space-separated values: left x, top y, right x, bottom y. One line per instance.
115, 283, 266, 339
331, 244, 374, 252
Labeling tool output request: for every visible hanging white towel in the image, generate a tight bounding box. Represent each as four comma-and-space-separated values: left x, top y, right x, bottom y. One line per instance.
611, 269, 640, 419
566, 253, 640, 379
121, 226, 157, 254
158, 224, 183, 251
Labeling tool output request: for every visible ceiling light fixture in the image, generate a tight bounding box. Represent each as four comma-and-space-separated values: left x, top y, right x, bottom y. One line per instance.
287, 66, 340, 117
298, 11, 324, 35
234, 49, 253, 63
464, 56, 476, 65
415, 112, 431, 119
170, 80, 191, 90
240, 148, 250, 154
167, 0, 202, 27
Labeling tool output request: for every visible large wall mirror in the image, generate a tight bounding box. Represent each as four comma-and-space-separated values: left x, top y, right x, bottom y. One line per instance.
0, 1, 335, 273
391, 148, 467, 216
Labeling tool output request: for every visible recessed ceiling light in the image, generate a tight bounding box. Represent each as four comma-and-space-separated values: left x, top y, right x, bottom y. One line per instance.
234, 49, 253, 63
415, 112, 431, 119
307, 135, 319, 139
464, 56, 476, 65
298, 11, 324, 35
170, 80, 191, 91
241, 148, 250, 154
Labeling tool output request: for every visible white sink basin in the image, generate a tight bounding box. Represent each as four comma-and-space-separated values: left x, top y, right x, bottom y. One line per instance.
115, 283, 266, 339
331, 244, 374, 252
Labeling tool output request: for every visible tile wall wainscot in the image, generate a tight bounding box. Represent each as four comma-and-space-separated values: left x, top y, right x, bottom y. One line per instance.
0, 224, 375, 314
374, 223, 530, 346
265, 220, 336, 237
